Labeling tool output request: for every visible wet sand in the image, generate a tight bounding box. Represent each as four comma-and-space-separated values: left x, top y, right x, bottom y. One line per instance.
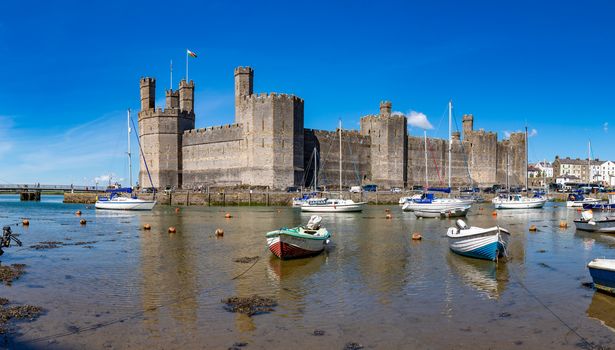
1, 195, 615, 349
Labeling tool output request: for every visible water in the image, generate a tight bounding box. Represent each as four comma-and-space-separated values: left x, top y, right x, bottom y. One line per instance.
1, 195, 615, 349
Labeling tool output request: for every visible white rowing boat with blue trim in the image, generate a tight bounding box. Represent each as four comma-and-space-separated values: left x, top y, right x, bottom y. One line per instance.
447, 220, 510, 261
588, 258, 615, 294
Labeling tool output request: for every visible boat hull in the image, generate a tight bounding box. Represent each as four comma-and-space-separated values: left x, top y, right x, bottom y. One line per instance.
266, 232, 328, 259
300, 203, 365, 212
588, 259, 615, 294
574, 219, 615, 233
493, 199, 546, 209
402, 199, 473, 212
414, 206, 470, 219
568, 199, 600, 207
95, 199, 156, 210
448, 229, 509, 261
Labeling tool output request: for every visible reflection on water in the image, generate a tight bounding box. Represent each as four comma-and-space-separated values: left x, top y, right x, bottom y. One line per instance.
2, 196, 615, 349
588, 291, 615, 332
446, 253, 509, 300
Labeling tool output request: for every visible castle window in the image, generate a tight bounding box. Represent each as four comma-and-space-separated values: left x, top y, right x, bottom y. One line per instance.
262, 138, 264, 148
262, 118, 264, 131
282, 140, 285, 148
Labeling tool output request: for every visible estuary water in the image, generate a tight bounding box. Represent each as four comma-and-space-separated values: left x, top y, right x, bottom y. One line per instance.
1, 195, 615, 349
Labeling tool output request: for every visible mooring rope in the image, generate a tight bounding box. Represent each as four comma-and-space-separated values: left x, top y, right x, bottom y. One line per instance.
507, 265, 596, 349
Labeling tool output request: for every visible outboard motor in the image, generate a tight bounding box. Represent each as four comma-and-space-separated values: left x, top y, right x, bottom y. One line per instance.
0, 226, 22, 256
456, 219, 468, 230
307, 215, 323, 230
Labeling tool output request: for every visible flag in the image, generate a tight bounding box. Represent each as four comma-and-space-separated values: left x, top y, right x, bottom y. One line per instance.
187, 49, 197, 58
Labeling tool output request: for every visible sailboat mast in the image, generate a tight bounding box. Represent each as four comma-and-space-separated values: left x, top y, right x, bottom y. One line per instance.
525, 126, 528, 194
314, 147, 318, 192
588, 140, 591, 184
448, 100, 452, 191
127, 109, 132, 189
506, 152, 510, 192
339, 119, 342, 193
424, 130, 429, 189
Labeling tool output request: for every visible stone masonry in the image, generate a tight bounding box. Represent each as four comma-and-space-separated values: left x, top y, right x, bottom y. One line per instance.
138, 67, 525, 190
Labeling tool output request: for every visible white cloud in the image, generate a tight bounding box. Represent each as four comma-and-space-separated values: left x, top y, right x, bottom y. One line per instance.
406, 111, 433, 130
504, 128, 537, 138
604, 122, 609, 133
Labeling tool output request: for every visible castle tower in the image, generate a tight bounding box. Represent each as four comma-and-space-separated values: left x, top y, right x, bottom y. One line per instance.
179, 80, 194, 113
462, 114, 474, 139
165, 89, 179, 109
360, 101, 407, 188
140, 78, 156, 111
380, 101, 392, 117
234, 67, 254, 124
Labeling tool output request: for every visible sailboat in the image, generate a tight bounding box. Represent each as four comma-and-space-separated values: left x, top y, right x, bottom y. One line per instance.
301, 120, 366, 212
492, 127, 546, 209
95, 109, 157, 210
403, 101, 474, 212
567, 140, 600, 208
293, 147, 319, 207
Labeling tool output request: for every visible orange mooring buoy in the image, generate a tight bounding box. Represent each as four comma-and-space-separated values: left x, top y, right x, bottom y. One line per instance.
168, 226, 176, 233
411, 232, 422, 240
225, 213, 232, 219
385, 214, 392, 219
22, 219, 29, 226
529, 224, 537, 232
492, 211, 497, 216
175, 207, 180, 213
80, 219, 87, 225
385, 208, 391, 213
75, 210, 82, 216
559, 220, 568, 228
215, 228, 224, 237
143, 224, 151, 230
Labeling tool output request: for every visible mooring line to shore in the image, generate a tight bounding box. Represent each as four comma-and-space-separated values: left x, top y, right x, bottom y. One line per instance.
508, 265, 596, 350
20, 251, 265, 344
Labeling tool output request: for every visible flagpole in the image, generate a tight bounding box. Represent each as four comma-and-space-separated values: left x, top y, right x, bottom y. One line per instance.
186, 50, 189, 82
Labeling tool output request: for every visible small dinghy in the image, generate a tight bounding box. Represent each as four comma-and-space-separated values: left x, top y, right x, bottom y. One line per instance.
567, 193, 600, 208
574, 210, 615, 233
266, 216, 331, 259
414, 205, 470, 219
447, 219, 510, 261
588, 259, 615, 294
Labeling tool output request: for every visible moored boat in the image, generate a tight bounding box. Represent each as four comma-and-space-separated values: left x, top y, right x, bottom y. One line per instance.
588, 258, 615, 294
446, 219, 510, 261
414, 205, 470, 219
95, 188, 156, 210
567, 193, 600, 208
574, 210, 615, 233
402, 193, 474, 212
301, 198, 365, 212
266, 216, 331, 259
492, 194, 547, 209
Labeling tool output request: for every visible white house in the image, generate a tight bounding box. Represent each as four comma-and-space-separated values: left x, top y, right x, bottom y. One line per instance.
556, 175, 581, 185
599, 161, 615, 186
535, 161, 553, 178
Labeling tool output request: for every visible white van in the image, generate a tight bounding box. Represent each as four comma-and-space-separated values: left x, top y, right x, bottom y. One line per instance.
349, 186, 362, 193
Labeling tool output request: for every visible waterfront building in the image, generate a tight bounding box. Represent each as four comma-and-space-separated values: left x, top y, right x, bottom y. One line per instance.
553, 156, 603, 183
535, 161, 553, 178
598, 161, 615, 186
138, 67, 527, 190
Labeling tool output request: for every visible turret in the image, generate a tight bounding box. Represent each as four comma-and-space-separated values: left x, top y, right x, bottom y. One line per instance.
452, 131, 461, 141
140, 77, 155, 111
234, 67, 254, 123
462, 114, 474, 139
165, 89, 179, 109
380, 100, 392, 117
179, 80, 194, 113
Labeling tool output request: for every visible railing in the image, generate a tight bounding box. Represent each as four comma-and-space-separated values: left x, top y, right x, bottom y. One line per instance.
0, 184, 93, 191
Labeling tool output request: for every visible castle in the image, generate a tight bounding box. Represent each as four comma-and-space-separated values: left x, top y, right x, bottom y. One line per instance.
138, 67, 526, 190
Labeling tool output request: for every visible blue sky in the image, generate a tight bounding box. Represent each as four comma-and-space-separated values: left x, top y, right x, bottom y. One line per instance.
0, 0, 613, 185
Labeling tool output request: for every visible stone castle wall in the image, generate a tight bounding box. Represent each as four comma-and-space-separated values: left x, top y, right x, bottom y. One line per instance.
303, 129, 371, 189
406, 136, 472, 187
181, 124, 246, 188
138, 67, 526, 191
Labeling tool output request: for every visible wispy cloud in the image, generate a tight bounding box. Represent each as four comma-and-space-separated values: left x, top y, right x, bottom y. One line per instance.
0, 110, 134, 185
403, 111, 433, 130
504, 128, 537, 138
604, 122, 609, 133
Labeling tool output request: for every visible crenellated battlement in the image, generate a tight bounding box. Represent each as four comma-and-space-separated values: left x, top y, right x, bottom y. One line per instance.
184, 123, 242, 135
234, 66, 254, 75
241, 92, 304, 103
